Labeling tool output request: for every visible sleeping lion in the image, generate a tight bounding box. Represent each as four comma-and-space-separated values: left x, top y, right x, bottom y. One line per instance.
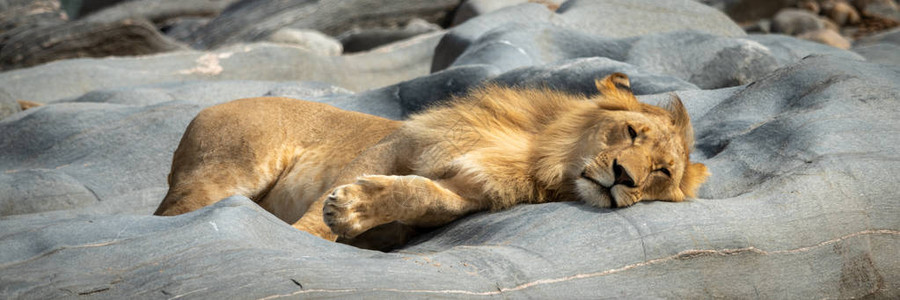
154, 73, 709, 248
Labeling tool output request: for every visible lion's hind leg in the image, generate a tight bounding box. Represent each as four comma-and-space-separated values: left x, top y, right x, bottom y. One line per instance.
153, 103, 289, 217
155, 179, 243, 216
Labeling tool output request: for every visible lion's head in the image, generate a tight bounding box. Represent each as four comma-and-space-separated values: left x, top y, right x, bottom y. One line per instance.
533, 73, 709, 208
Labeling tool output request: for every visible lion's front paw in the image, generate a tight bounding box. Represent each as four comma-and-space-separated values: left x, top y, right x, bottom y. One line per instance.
322, 176, 394, 238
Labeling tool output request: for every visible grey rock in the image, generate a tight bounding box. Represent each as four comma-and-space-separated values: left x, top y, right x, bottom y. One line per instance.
745, 33, 863, 65
771, 8, 827, 35
853, 43, 900, 66
447, 23, 862, 89
1, 0, 243, 70
854, 27, 900, 47
0, 35, 442, 103
450, 0, 564, 26
321, 64, 501, 119
431, 3, 562, 72
1, 56, 898, 298
693, 55, 900, 201
433, 0, 745, 72
490, 57, 698, 96
338, 18, 441, 53
394, 64, 501, 115
67, 80, 354, 107
267, 28, 343, 56
0, 18, 188, 71
262, 82, 355, 101
189, 0, 460, 49
0, 101, 202, 216
626, 31, 780, 89
449, 22, 625, 74
558, 0, 746, 38
451, 0, 529, 26
75, 0, 125, 18
0, 89, 19, 120
0, 169, 98, 216
79, 0, 240, 25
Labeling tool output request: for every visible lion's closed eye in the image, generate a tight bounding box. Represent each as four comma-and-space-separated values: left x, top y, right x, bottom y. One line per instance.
655, 167, 671, 177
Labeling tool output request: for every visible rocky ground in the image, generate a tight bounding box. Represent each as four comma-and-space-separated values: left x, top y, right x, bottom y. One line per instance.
0, 0, 898, 298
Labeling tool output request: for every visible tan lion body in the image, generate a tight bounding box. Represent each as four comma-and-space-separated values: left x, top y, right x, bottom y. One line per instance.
155, 98, 401, 225
155, 74, 708, 247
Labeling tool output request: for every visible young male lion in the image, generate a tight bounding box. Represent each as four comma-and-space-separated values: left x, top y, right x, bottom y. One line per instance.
154, 73, 709, 247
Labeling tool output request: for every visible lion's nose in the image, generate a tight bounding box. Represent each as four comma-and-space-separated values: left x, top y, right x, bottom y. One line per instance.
612, 159, 636, 188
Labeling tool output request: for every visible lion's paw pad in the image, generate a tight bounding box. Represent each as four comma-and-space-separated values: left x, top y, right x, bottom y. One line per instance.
322, 179, 389, 238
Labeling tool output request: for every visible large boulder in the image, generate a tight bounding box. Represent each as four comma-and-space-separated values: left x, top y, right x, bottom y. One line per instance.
557, 0, 746, 38
770, 8, 828, 35
1, 55, 898, 298
0, 18, 187, 71
78, 0, 240, 24
450, 0, 564, 26
0, 0, 246, 71
432, 1, 745, 72
444, 23, 861, 89
188, 0, 460, 49
338, 18, 442, 53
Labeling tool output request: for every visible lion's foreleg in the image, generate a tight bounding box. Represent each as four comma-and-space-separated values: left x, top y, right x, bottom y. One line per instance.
320, 175, 482, 239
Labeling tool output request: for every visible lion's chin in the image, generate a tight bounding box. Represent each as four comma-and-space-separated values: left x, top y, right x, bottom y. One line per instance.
575, 179, 614, 208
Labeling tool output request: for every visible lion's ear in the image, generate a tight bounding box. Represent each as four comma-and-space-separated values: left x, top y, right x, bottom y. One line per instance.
594, 73, 639, 110
663, 94, 694, 148
595, 72, 632, 93
680, 162, 709, 198
664, 94, 689, 129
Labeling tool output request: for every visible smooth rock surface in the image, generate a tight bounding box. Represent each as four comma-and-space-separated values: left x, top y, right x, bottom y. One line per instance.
1, 56, 898, 298
558, 0, 746, 38
0, 1, 898, 298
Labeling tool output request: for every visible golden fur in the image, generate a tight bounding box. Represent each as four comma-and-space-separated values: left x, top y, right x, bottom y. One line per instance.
154, 73, 709, 247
